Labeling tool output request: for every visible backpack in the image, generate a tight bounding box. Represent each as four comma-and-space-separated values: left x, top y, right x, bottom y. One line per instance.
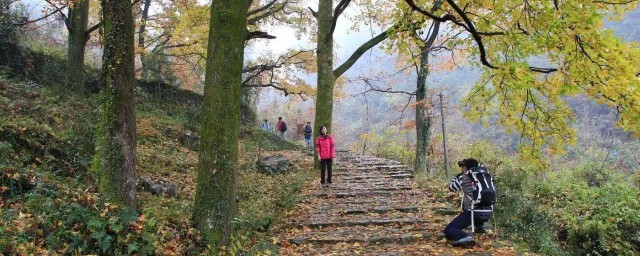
469, 166, 496, 207
281, 122, 287, 132
304, 125, 312, 134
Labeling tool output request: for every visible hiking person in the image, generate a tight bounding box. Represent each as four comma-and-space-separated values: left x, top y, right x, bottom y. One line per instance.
315, 126, 335, 188
443, 158, 496, 247
277, 117, 287, 139
260, 119, 270, 132
304, 122, 313, 147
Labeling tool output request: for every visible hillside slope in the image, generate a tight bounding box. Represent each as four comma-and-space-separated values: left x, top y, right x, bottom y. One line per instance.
0, 74, 313, 255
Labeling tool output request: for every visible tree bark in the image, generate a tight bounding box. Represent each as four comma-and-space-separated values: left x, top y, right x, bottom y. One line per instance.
191, 0, 248, 249
96, 0, 137, 207
138, 0, 152, 80
66, 0, 89, 91
414, 49, 431, 174
415, 21, 440, 174
313, 0, 334, 165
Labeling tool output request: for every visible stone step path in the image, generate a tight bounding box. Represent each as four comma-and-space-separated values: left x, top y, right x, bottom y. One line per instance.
276, 151, 520, 255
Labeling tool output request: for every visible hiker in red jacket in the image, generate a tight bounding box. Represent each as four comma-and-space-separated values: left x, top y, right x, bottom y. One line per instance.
276, 117, 287, 139
315, 126, 335, 188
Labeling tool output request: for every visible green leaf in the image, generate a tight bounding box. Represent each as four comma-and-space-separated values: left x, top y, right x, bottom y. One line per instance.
99, 234, 113, 253
127, 243, 140, 254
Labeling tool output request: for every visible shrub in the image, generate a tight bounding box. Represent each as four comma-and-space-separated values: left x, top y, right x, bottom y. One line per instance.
496, 168, 567, 255
0, 176, 159, 255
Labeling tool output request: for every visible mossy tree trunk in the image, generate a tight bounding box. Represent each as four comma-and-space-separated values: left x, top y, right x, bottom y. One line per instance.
190, 0, 248, 249
313, 0, 395, 166
313, 0, 334, 166
96, 0, 137, 207
67, 0, 89, 91
414, 21, 440, 174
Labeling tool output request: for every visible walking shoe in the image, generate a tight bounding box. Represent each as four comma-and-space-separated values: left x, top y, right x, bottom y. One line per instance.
452, 236, 475, 247
474, 227, 488, 234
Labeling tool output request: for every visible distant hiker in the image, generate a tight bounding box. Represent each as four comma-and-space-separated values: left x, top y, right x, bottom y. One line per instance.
304, 122, 313, 147
443, 158, 496, 247
315, 126, 335, 188
277, 117, 287, 139
260, 119, 271, 132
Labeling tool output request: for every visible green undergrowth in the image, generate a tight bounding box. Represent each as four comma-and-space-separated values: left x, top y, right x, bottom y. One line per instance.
0, 68, 315, 254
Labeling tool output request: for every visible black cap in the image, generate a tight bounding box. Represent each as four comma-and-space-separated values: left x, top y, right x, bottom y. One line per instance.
458, 158, 479, 169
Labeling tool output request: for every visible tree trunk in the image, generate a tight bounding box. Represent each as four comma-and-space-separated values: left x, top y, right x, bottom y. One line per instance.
96, 0, 137, 207
138, 0, 152, 80
414, 21, 440, 174
67, 0, 89, 91
414, 49, 431, 174
191, 0, 247, 249
313, 0, 334, 165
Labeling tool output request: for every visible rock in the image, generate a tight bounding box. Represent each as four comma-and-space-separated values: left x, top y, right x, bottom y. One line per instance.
139, 176, 179, 197
179, 130, 199, 150
290, 237, 307, 245
257, 154, 293, 175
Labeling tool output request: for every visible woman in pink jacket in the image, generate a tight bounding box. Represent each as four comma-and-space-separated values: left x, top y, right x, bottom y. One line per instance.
315, 126, 335, 187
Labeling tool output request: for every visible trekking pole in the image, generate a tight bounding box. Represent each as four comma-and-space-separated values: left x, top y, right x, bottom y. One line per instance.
493, 206, 497, 237
471, 202, 475, 233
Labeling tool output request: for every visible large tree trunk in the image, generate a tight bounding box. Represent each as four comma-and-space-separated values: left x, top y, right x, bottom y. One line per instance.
414, 21, 440, 174
67, 0, 89, 91
414, 49, 431, 174
96, 0, 137, 207
191, 0, 247, 249
313, 0, 334, 164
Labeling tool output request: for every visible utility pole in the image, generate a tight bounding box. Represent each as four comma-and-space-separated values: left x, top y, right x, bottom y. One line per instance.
438, 93, 449, 178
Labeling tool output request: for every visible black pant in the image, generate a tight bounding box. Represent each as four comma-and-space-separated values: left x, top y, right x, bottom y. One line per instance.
443, 210, 492, 240
320, 159, 333, 184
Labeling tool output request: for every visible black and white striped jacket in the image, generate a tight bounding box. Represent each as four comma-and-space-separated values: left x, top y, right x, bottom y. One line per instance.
448, 165, 494, 212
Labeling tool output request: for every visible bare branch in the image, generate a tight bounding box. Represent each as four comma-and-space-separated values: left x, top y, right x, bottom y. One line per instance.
308, 7, 317, 18
247, 0, 286, 25
243, 83, 309, 99
444, 0, 497, 69
331, 0, 352, 34
86, 21, 102, 35
333, 24, 398, 80
241, 49, 315, 97
248, 0, 278, 16
160, 41, 199, 50
352, 77, 416, 96
593, 0, 635, 4
14, 6, 65, 27
246, 31, 277, 40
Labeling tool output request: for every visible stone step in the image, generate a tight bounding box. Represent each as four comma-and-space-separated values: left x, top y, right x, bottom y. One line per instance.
307, 187, 413, 192
308, 189, 423, 198
338, 175, 411, 180
338, 206, 419, 215
299, 198, 424, 205
433, 207, 460, 216
297, 218, 429, 228
391, 173, 413, 179
308, 191, 393, 198
289, 232, 431, 245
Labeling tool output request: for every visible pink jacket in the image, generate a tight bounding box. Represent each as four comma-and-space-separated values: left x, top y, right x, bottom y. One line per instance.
316, 135, 335, 160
